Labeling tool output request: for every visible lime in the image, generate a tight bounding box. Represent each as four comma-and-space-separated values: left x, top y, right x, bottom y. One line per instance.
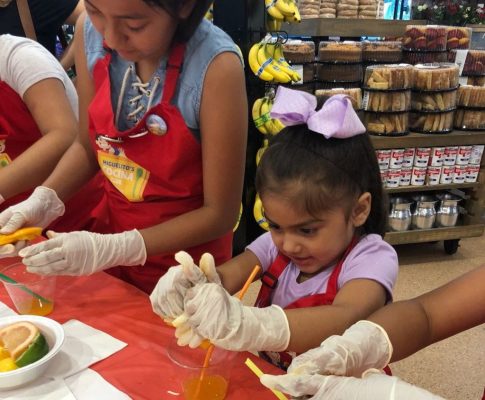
0, 357, 18, 372
0, 322, 49, 367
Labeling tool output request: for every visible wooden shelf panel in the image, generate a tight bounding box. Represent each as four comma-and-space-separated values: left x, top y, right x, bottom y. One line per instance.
384, 224, 485, 245
284, 18, 426, 38
386, 182, 481, 194
371, 130, 485, 149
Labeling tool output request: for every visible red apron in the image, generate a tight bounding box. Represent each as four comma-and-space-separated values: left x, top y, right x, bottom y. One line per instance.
255, 237, 392, 376
87, 43, 233, 294
0, 81, 105, 232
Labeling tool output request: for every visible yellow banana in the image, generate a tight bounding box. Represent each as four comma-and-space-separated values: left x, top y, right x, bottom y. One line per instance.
292, 1, 302, 23
248, 42, 274, 82
275, 0, 296, 17
265, 0, 285, 20
260, 97, 279, 135
256, 139, 269, 166
266, 97, 286, 135
266, 16, 282, 32
0, 227, 43, 245
268, 43, 301, 82
257, 43, 292, 84
252, 97, 270, 135
253, 193, 269, 231
233, 203, 243, 232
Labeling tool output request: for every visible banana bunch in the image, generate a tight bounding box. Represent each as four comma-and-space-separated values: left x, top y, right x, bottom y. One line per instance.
253, 193, 269, 231
265, 0, 301, 23
256, 139, 269, 166
252, 96, 286, 135
204, 2, 214, 22
248, 39, 301, 83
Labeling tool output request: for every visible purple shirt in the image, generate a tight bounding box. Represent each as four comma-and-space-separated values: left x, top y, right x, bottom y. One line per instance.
246, 233, 398, 308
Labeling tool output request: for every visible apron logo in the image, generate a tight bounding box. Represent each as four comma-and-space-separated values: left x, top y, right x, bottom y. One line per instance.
146, 114, 167, 136
0, 138, 11, 168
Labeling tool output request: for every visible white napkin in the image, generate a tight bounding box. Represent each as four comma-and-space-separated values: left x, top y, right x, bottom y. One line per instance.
0, 302, 16, 318
45, 319, 127, 379
66, 369, 131, 400
0, 378, 76, 400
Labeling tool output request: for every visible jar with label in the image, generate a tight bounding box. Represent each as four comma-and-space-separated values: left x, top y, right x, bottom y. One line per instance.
414, 147, 431, 167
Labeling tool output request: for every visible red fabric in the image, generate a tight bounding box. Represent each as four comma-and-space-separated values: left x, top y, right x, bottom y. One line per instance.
0, 81, 105, 232
87, 43, 232, 294
0, 260, 284, 400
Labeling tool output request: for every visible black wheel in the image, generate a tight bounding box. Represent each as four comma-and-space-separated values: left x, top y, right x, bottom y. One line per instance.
444, 239, 460, 255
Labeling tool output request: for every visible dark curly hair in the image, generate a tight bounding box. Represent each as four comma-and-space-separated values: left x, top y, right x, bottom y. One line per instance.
255, 124, 388, 236
143, 0, 212, 42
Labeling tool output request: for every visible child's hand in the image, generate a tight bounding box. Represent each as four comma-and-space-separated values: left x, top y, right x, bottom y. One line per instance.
150, 252, 221, 323
287, 321, 392, 378
183, 282, 290, 352
260, 370, 444, 400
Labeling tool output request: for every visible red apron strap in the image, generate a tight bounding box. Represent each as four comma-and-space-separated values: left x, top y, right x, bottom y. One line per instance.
162, 43, 186, 104
255, 253, 290, 307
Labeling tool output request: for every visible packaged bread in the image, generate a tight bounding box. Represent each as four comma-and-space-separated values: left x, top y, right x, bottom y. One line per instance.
403, 50, 448, 65
409, 111, 454, 133
362, 41, 402, 62
446, 27, 471, 50
413, 63, 459, 91
411, 90, 457, 111
282, 40, 316, 63
316, 63, 363, 82
449, 50, 485, 76
403, 25, 448, 51
364, 64, 414, 90
281, 82, 315, 94
299, 0, 321, 18
454, 109, 485, 130
457, 85, 485, 108
465, 76, 485, 87
364, 111, 409, 135
315, 88, 362, 109
316, 81, 361, 90
363, 90, 411, 112
318, 41, 362, 62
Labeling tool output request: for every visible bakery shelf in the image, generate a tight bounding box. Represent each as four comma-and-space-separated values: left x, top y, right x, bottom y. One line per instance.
386, 182, 481, 194
285, 19, 427, 38
384, 224, 485, 245
370, 130, 485, 149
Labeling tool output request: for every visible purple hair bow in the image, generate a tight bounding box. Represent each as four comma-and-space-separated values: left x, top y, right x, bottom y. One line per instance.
270, 86, 366, 139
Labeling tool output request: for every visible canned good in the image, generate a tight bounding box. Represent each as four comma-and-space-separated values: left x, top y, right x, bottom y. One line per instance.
389, 149, 405, 169
380, 169, 388, 187
429, 147, 445, 167
411, 166, 427, 186
376, 149, 392, 171
440, 166, 455, 184
469, 145, 484, 165
400, 168, 412, 186
414, 147, 431, 167
456, 146, 472, 165
387, 169, 401, 188
443, 146, 458, 166
426, 166, 441, 185
402, 148, 415, 168
465, 165, 480, 183
453, 165, 467, 183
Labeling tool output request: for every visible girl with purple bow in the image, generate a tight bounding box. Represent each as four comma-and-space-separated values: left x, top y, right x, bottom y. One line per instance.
151, 86, 398, 371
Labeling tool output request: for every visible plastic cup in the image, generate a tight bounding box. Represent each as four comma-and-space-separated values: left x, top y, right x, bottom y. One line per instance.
166, 338, 236, 400
0, 262, 56, 316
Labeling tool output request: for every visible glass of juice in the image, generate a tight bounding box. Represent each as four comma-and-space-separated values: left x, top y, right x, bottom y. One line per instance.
166, 338, 236, 400
1, 262, 56, 316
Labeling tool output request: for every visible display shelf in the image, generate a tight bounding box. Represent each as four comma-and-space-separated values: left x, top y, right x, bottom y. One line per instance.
284, 18, 427, 38
384, 224, 485, 245
386, 182, 481, 194
370, 130, 485, 149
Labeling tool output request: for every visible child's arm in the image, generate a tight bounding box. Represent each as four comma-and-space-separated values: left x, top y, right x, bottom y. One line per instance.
216, 250, 262, 295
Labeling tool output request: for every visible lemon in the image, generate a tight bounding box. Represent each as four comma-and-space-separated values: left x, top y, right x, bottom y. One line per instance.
0, 322, 49, 368
0, 357, 18, 372
0, 346, 10, 361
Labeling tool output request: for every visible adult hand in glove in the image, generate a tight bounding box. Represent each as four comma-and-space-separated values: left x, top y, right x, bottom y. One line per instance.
182, 282, 290, 352
0, 187, 65, 234
150, 252, 221, 322
260, 369, 444, 400
286, 320, 392, 378
18, 229, 147, 276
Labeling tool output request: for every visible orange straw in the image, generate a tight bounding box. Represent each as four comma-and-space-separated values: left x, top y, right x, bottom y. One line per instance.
194, 265, 261, 398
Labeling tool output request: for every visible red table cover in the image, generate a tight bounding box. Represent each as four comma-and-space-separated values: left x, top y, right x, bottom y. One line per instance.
0, 260, 284, 400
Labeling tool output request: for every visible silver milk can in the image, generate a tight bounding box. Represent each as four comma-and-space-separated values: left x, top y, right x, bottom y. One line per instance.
389, 197, 413, 232
412, 195, 438, 229
436, 193, 462, 227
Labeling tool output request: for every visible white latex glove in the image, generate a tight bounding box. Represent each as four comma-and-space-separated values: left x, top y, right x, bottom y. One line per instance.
18, 229, 147, 276
182, 282, 290, 352
260, 370, 445, 400
287, 320, 392, 378
0, 186, 65, 234
150, 252, 221, 322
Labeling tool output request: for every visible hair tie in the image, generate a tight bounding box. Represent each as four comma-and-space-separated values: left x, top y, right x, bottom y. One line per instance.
270, 86, 366, 139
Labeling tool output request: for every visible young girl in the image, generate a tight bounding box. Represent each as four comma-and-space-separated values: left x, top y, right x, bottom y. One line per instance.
151, 87, 399, 369
0, 0, 247, 294
0, 34, 104, 233
260, 266, 485, 399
